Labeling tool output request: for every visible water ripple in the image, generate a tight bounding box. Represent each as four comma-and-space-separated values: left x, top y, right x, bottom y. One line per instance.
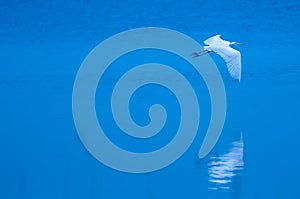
208, 132, 244, 191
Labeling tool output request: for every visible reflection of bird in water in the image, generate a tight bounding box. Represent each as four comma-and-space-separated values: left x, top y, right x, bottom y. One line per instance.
193, 35, 242, 82
207, 133, 244, 190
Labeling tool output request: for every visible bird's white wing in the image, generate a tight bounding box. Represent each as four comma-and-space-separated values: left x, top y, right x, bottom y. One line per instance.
211, 46, 241, 82
204, 35, 229, 46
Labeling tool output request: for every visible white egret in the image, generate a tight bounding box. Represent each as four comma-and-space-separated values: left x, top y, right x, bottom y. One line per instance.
193, 35, 242, 82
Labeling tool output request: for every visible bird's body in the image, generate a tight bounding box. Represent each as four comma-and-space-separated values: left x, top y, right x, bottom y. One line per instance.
193, 35, 242, 82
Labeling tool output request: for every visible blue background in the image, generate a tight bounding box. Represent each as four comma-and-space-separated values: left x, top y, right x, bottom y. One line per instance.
1, 0, 300, 198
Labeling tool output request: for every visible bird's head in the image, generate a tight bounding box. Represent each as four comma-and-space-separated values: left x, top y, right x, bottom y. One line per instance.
230, 41, 243, 46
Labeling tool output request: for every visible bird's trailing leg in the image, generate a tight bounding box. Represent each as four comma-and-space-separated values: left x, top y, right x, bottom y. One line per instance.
192, 50, 210, 57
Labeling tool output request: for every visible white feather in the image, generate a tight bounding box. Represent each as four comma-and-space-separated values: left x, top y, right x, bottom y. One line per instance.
203, 35, 242, 82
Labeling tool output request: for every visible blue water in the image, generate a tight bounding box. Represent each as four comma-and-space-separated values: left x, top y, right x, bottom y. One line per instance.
1, 0, 300, 198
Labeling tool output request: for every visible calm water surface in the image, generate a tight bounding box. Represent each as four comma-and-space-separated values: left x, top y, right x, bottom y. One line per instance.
0, 0, 299, 198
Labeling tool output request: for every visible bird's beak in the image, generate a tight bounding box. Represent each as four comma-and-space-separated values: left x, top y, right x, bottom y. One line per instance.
235, 42, 243, 45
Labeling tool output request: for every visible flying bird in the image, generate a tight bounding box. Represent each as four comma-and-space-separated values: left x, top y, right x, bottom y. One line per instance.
193, 35, 242, 82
